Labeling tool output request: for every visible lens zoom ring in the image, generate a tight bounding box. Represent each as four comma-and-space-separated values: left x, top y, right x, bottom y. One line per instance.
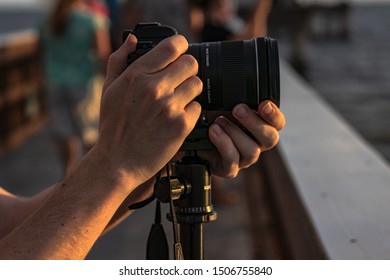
221, 41, 246, 109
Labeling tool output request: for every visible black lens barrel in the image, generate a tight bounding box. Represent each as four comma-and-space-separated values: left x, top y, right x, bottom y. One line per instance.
187, 37, 280, 111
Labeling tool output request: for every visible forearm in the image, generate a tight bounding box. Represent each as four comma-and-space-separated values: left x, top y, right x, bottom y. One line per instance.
0, 149, 136, 260
0, 186, 54, 240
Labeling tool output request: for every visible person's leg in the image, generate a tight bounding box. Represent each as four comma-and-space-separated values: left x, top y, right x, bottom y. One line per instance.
47, 86, 84, 176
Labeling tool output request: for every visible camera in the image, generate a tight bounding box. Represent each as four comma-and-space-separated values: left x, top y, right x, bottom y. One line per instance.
123, 22, 280, 109
123, 22, 280, 150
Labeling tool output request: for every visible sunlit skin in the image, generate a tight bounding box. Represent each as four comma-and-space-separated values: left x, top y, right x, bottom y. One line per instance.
0, 35, 285, 259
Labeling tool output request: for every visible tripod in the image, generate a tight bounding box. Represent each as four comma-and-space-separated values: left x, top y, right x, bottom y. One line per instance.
130, 125, 218, 260
164, 153, 217, 260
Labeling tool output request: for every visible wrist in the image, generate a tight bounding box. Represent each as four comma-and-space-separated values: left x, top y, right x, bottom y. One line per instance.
79, 144, 140, 196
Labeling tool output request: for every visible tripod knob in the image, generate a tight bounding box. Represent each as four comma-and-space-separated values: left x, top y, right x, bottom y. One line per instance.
156, 177, 191, 203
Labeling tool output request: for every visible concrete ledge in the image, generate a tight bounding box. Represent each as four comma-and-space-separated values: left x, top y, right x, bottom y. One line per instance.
278, 60, 390, 259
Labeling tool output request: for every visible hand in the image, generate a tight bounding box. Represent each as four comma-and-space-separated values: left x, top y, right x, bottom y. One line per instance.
95, 34, 202, 188
199, 101, 285, 178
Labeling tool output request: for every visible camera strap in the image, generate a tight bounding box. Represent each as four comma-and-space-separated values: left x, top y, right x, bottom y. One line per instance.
166, 164, 184, 260
146, 200, 169, 259
143, 167, 184, 260
146, 171, 169, 259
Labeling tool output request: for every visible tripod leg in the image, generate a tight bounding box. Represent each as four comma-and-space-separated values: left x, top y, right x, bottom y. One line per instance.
180, 223, 204, 260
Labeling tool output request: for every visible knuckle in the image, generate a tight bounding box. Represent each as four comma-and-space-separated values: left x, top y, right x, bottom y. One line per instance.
192, 76, 203, 93
185, 76, 203, 97
181, 54, 198, 73
162, 36, 187, 57
174, 35, 189, 51
264, 130, 279, 149
241, 146, 261, 167
222, 154, 240, 179
225, 166, 239, 179
268, 108, 285, 131
160, 98, 176, 117
145, 79, 165, 99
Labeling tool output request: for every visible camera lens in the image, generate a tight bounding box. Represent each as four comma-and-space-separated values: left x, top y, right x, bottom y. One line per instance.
186, 37, 280, 111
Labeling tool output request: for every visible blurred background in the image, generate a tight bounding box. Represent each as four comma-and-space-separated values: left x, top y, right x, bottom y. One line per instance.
0, 0, 389, 259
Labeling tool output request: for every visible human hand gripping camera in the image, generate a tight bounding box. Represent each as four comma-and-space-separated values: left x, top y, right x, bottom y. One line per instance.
120, 23, 285, 260
0, 23, 284, 260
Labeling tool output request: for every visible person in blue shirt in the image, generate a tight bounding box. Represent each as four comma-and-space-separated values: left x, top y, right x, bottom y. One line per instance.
40, 0, 111, 175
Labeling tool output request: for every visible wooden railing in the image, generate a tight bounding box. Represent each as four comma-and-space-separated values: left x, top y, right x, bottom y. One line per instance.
0, 30, 47, 154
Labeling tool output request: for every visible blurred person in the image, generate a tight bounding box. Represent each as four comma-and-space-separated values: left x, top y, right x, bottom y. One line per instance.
104, 0, 120, 47
0, 34, 285, 259
86, 0, 109, 16
80, 0, 112, 146
135, 0, 192, 38
113, 0, 143, 49
187, 0, 206, 42
115, 0, 195, 48
201, 0, 273, 42
39, 0, 111, 175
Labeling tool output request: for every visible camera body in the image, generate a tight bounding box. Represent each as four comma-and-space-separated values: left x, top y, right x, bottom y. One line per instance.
123, 22, 280, 150
124, 23, 178, 65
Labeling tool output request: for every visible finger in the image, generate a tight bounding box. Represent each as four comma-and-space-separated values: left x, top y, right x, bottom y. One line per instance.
232, 104, 280, 151
174, 75, 203, 108
208, 124, 240, 178
159, 54, 199, 92
258, 101, 286, 131
183, 101, 202, 127
131, 35, 189, 74
254, 125, 280, 151
104, 34, 137, 88
215, 117, 260, 168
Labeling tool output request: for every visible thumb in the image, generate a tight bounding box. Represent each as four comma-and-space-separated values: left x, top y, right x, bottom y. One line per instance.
104, 34, 138, 89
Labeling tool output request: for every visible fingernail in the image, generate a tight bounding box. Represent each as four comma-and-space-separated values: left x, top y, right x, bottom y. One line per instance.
212, 124, 223, 135
262, 102, 273, 116
233, 104, 248, 119
215, 117, 228, 128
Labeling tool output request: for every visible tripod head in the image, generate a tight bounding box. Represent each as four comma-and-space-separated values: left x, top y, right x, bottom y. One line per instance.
129, 134, 217, 259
